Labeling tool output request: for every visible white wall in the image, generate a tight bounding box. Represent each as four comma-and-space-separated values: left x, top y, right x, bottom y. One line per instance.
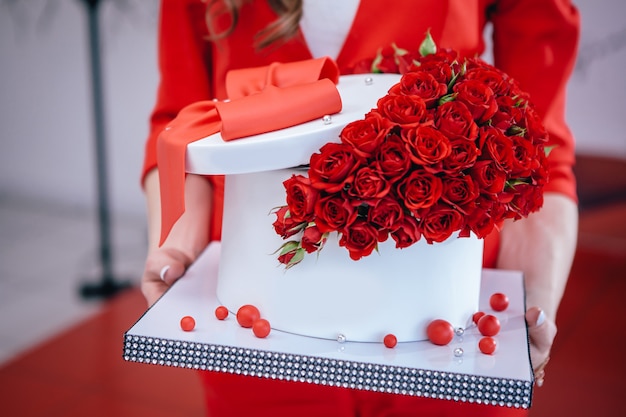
0, 0, 159, 217
0, 0, 624, 219
567, 0, 626, 157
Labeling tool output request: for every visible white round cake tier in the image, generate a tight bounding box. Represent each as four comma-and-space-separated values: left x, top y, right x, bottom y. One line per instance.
216, 169, 484, 343
187, 73, 485, 343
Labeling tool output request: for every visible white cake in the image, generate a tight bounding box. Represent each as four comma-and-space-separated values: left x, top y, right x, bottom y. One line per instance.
187, 74, 484, 343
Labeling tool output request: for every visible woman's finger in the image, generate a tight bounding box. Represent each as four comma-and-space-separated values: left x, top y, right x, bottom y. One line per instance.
158, 261, 187, 285
526, 306, 557, 385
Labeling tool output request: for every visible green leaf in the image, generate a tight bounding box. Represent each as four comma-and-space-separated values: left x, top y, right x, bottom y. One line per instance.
277, 240, 299, 255
392, 43, 408, 57
371, 47, 383, 72
438, 93, 457, 105
507, 125, 527, 137
419, 30, 437, 57
447, 70, 460, 90
544, 145, 556, 156
506, 178, 530, 188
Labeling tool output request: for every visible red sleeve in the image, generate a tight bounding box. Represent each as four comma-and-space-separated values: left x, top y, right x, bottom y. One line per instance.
489, 0, 580, 202
141, 0, 213, 185
141, 0, 224, 243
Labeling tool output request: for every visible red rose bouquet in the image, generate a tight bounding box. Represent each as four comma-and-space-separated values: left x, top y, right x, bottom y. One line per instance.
273, 33, 550, 268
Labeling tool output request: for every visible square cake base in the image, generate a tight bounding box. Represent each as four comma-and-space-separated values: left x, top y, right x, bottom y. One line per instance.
124, 243, 534, 409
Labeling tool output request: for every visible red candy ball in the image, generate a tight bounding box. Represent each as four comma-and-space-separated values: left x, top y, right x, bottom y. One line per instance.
426, 319, 455, 346
180, 315, 196, 332
489, 293, 510, 312
472, 311, 485, 325
252, 319, 271, 338
215, 306, 229, 320
479, 336, 497, 355
237, 305, 261, 328
477, 314, 501, 337
383, 334, 397, 349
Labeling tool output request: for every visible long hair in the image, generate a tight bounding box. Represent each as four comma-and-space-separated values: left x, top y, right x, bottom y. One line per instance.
204, 0, 303, 49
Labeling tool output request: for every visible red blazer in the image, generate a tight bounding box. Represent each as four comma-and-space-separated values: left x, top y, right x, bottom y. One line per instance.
142, 1, 579, 415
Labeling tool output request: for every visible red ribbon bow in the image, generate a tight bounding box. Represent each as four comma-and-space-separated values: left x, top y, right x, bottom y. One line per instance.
157, 57, 342, 245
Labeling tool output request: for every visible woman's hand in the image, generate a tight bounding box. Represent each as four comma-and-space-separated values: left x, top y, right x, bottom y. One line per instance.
497, 193, 578, 386
141, 247, 193, 307
141, 170, 213, 306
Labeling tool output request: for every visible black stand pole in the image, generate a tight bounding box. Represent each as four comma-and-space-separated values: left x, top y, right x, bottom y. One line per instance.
79, 0, 131, 298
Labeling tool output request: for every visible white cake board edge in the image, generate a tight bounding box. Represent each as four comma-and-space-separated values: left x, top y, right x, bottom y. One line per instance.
123, 243, 534, 409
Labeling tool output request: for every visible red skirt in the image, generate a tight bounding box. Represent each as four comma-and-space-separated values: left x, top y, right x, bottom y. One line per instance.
200, 372, 529, 417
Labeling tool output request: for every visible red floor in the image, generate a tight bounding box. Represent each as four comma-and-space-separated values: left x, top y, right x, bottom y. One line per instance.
1, 200, 624, 417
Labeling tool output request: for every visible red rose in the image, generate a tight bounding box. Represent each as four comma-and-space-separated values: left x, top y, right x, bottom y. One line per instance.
470, 160, 507, 195
368, 195, 405, 231
435, 101, 479, 141
276, 241, 305, 268
402, 125, 452, 167
372, 45, 400, 73
314, 194, 357, 233
339, 219, 379, 260
373, 133, 412, 180
510, 135, 540, 177
463, 66, 510, 96
346, 166, 391, 203
340, 112, 390, 158
441, 175, 479, 213
417, 49, 460, 68
396, 170, 443, 211
441, 138, 480, 174
409, 59, 453, 85
283, 174, 319, 223
301, 223, 327, 254
530, 152, 549, 187
522, 106, 549, 144
453, 79, 498, 124
308, 142, 359, 193
507, 79, 531, 105
396, 50, 422, 74
491, 95, 525, 131
465, 205, 497, 239
508, 183, 544, 218
389, 71, 447, 108
420, 204, 464, 243
479, 126, 515, 173
376, 94, 428, 128
390, 215, 421, 248
277, 249, 297, 266
272, 206, 305, 238
463, 57, 489, 71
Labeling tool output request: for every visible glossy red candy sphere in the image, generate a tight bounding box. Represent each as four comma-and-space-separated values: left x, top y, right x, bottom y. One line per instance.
180, 315, 196, 332
252, 319, 271, 338
479, 336, 497, 354
215, 306, 229, 320
472, 311, 485, 325
426, 319, 455, 346
383, 334, 397, 348
477, 314, 501, 337
489, 293, 509, 312
237, 305, 261, 328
